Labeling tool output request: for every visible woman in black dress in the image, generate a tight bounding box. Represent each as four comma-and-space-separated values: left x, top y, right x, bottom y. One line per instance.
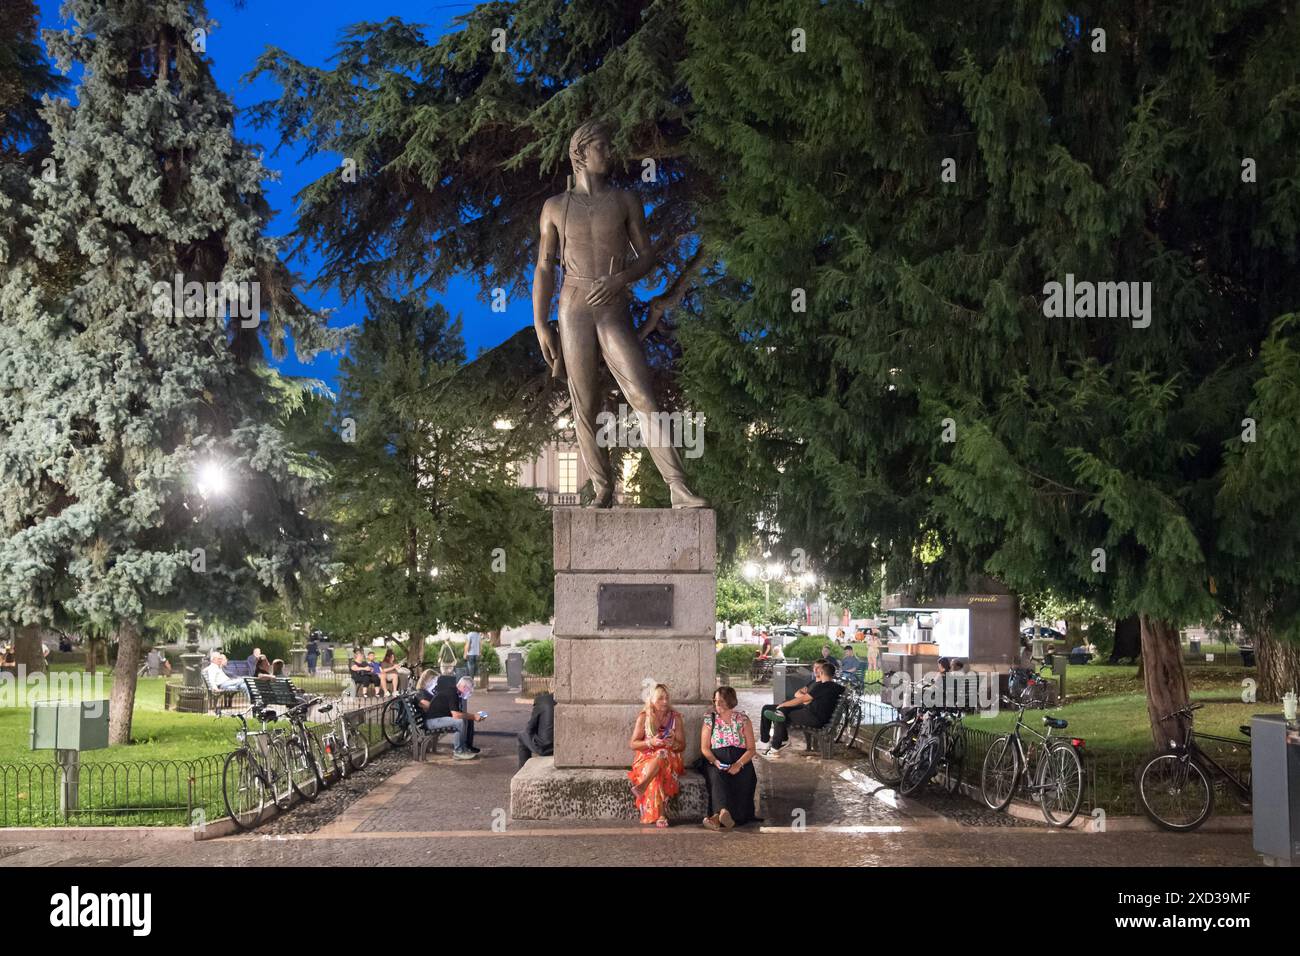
700, 686, 758, 829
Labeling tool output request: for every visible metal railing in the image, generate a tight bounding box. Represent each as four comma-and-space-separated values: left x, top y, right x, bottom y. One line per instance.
0, 699, 394, 829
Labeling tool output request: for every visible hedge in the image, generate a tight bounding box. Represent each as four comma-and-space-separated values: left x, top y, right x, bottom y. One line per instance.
715, 644, 758, 675
524, 639, 554, 677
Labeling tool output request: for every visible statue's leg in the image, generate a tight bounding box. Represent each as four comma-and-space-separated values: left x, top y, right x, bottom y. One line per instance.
558, 287, 614, 504
594, 309, 706, 508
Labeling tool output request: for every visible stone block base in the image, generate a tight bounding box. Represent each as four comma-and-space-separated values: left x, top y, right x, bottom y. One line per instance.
555, 703, 710, 768
509, 756, 708, 822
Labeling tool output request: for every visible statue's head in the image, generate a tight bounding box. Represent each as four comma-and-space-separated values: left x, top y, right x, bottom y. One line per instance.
569, 120, 613, 176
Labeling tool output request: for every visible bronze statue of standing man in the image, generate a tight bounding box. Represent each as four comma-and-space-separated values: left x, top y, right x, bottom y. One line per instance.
532, 121, 707, 509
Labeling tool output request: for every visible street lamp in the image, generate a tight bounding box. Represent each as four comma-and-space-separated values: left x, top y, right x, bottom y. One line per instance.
195, 460, 231, 498
742, 561, 783, 615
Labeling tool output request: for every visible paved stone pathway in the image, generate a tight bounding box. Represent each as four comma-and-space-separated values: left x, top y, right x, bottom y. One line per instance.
0, 683, 1264, 866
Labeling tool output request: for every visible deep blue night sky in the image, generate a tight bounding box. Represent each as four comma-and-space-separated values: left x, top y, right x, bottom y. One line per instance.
35, 0, 531, 391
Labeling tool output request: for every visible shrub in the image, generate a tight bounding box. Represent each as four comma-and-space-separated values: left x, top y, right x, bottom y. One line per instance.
524, 639, 554, 677
226, 631, 292, 665
715, 644, 758, 675
784, 635, 839, 664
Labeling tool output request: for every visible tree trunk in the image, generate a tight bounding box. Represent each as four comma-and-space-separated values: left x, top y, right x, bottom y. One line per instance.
488, 629, 501, 648
1139, 615, 1189, 751
406, 632, 425, 670
85, 637, 99, 672
1255, 630, 1300, 703
1110, 615, 1141, 663
108, 621, 142, 746
13, 625, 46, 674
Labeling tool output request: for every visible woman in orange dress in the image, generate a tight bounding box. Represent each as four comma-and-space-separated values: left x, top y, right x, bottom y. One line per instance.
628, 683, 685, 828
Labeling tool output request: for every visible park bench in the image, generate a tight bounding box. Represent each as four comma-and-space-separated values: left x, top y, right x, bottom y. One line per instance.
202, 669, 249, 714
800, 681, 862, 759
395, 692, 457, 761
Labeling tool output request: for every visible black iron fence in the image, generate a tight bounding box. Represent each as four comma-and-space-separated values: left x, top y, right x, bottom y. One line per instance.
0, 698, 393, 829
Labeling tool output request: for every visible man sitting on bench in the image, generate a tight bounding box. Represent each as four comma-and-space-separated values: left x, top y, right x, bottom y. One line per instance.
349, 648, 382, 698
760, 659, 843, 758
415, 673, 482, 761
203, 652, 244, 693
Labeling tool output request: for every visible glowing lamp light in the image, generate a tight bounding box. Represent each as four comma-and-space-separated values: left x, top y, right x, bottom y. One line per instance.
493, 418, 514, 431
196, 461, 230, 498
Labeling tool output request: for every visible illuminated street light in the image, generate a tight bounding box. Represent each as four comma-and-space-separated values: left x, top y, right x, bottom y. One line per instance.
196, 460, 230, 498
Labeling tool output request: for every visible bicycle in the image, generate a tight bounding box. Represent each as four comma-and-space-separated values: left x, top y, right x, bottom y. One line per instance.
318, 700, 371, 780
280, 697, 328, 795
1135, 703, 1252, 832
898, 709, 965, 796
980, 695, 1085, 827
221, 708, 313, 831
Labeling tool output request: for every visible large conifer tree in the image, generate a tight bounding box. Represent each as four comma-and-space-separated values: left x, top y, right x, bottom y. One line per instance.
0, 0, 339, 743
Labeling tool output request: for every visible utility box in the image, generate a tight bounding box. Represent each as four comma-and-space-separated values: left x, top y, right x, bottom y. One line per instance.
1251, 714, 1300, 865
29, 701, 109, 752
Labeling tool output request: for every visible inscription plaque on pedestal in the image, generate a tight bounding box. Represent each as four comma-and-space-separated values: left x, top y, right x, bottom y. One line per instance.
597, 583, 673, 629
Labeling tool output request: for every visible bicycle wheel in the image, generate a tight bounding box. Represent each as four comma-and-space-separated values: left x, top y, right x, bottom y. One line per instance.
869, 721, 909, 785
285, 738, 319, 802
322, 732, 348, 781
305, 730, 329, 789
348, 726, 370, 772
944, 730, 967, 794
381, 697, 410, 747
221, 749, 267, 832
266, 741, 296, 809
900, 737, 941, 796
1137, 752, 1214, 831
981, 735, 1019, 810
1037, 743, 1083, 827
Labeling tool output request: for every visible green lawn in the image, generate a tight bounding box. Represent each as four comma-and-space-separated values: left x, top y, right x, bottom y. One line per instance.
0, 667, 234, 765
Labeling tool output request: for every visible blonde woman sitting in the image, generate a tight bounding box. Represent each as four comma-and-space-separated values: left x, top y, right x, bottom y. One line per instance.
628, 682, 685, 828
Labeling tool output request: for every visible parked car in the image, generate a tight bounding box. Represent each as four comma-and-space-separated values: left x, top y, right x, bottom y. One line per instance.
1021, 625, 1066, 643
770, 625, 805, 646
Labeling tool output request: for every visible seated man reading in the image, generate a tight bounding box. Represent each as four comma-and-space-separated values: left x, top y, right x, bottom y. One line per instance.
758, 660, 843, 758
415, 673, 483, 761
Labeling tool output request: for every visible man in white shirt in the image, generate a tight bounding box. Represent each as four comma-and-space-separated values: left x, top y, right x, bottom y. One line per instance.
203, 652, 243, 693
464, 631, 483, 678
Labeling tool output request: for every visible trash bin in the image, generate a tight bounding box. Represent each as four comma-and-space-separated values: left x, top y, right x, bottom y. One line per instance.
772, 663, 813, 706
506, 651, 524, 692
1189, 638, 1201, 655
1241, 647, 1256, 667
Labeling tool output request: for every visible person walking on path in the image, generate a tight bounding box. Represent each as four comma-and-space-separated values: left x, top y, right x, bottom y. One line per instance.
464, 631, 482, 678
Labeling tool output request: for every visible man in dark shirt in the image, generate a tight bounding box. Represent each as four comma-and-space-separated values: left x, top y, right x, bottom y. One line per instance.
760, 660, 843, 757
517, 692, 556, 768
416, 674, 482, 760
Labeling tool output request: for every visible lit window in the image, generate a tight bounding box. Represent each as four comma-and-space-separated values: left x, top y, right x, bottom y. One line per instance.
557, 452, 577, 495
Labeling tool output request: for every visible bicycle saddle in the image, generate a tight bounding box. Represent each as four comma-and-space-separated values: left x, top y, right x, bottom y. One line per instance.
319, 703, 335, 714
1042, 716, 1068, 730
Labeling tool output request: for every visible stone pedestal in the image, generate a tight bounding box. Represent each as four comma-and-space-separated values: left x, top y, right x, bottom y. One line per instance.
510, 508, 716, 820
